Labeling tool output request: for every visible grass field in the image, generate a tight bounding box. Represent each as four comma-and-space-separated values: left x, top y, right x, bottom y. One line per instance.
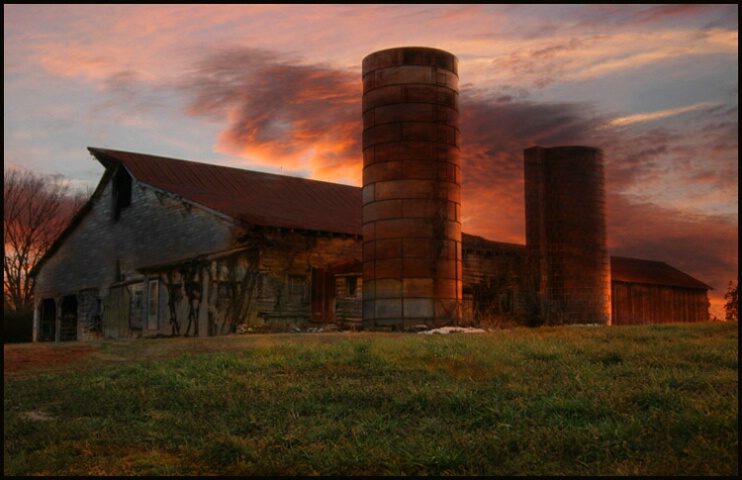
3, 322, 738, 476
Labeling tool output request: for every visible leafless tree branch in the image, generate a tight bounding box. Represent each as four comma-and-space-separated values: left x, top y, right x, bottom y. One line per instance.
3, 169, 85, 312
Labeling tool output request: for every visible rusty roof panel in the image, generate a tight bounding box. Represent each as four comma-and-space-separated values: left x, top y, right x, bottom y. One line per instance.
89, 147, 362, 236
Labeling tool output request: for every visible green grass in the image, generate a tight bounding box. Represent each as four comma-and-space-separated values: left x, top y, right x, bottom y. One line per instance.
4, 323, 738, 476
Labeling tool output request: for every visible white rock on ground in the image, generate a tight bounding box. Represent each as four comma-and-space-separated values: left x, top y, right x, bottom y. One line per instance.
417, 326, 487, 335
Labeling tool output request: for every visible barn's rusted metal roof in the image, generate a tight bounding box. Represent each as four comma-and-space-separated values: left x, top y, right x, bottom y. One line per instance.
611, 256, 712, 290
89, 147, 362, 236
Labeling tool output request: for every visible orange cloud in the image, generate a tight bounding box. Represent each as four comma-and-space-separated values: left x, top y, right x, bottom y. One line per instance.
609, 102, 720, 126
179, 48, 362, 184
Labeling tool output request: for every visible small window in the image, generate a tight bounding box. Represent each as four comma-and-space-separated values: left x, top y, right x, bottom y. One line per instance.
288, 275, 307, 305
347, 276, 358, 297
112, 166, 132, 220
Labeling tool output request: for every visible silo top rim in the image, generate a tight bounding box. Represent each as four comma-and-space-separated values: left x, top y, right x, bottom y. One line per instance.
362, 47, 458, 75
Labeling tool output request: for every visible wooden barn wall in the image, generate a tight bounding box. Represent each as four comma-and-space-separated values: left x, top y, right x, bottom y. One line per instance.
461, 246, 538, 324
137, 231, 363, 337
335, 275, 363, 328
611, 282, 709, 325
251, 232, 362, 330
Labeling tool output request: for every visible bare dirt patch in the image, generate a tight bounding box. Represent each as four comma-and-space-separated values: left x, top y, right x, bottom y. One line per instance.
3, 333, 366, 378
4, 343, 98, 377
18, 410, 55, 422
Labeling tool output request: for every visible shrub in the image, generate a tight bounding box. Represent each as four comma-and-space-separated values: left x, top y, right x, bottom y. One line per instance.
3, 309, 33, 343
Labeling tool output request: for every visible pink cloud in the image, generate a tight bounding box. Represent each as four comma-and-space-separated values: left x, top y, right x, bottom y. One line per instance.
631, 4, 723, 25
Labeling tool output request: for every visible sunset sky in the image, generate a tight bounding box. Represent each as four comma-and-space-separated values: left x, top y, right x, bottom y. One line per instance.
4, 4, 738, 317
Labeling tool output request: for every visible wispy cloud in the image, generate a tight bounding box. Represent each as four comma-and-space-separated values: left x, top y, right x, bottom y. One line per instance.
609, 102, 720, 126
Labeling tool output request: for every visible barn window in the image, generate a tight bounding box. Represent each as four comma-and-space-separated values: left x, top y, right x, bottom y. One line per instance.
288, 275, 307, 305
499, 290, 513, 314
112, 166, 132, 221
347, 276, 358, 297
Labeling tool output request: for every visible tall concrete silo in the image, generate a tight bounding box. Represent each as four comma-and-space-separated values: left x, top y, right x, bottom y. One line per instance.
524, 146, 611, 325
362, 47, 462, 330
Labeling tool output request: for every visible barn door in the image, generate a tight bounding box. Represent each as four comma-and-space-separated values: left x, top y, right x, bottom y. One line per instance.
59, 295, 78, 341
39, 298, 56, 342
311, 268, 334, 323
103, 286, 130, 339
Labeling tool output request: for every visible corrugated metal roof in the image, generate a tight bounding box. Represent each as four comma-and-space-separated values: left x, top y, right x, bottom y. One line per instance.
611, 256, 712, 290
89, 147, 362, 236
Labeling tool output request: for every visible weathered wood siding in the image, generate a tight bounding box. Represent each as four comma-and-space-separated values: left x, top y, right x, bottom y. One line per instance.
103, 286, 130, 339
611, 282, 709, 325
335, 275, 363, 328
461, 242, 537, 324
33, 169, 235, 340
135, 231, 363, 335
251, 232, 362, 329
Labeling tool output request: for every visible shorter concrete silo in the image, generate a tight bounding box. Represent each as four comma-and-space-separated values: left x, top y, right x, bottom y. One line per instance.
524, 146, 611, 325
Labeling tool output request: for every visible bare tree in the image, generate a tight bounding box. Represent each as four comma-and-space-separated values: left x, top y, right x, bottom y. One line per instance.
3, 168, 85, 312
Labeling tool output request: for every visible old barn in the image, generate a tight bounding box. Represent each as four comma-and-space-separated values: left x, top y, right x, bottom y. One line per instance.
30, 148, 712, 341
610, 256, 712, 325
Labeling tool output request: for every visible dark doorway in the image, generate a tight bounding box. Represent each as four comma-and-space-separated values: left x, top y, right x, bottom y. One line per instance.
311, 268, 334, 323
39, 298, 56, 342
60, 295, 78, 341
